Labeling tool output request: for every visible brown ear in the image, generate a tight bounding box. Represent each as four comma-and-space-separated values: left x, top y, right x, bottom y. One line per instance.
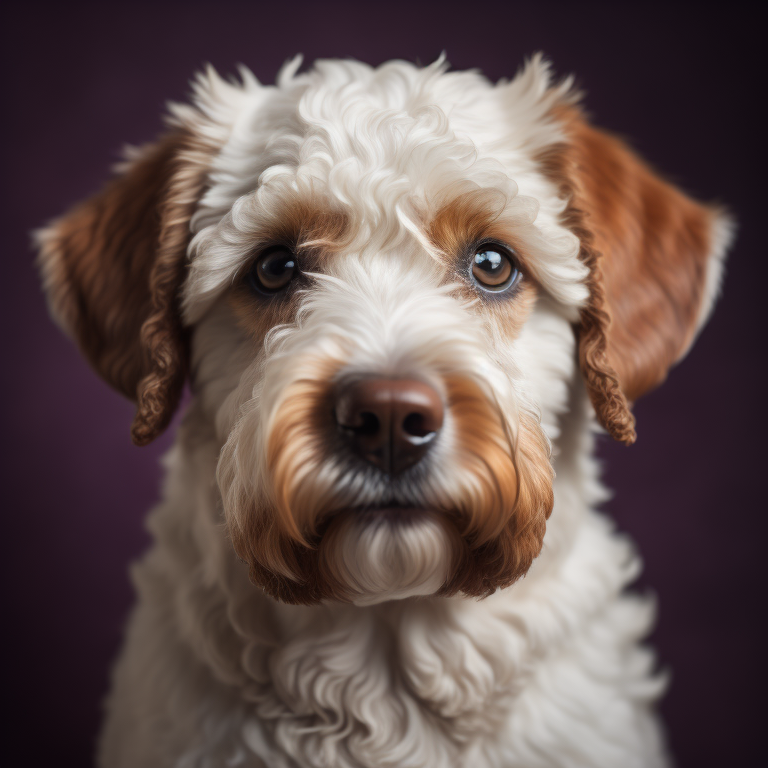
37, 129, 215, 445
542, 106, 732, 444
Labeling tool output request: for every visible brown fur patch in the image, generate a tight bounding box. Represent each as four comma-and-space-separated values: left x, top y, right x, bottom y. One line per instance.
428, 189, 511, 263
221, 360, 347, 604
266, 370, 341, 541
227, 289, 302, 348
428, 189, 535, 278
439, 378, 554, 598
37, 127, 221, 445
485, 282, 538, 343
538, 105, 718, 444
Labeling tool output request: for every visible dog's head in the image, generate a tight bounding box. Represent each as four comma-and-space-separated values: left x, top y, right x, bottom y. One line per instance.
38, 57, 731, 605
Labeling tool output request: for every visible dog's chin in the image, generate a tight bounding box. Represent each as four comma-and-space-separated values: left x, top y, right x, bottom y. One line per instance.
321, 508, 459, 606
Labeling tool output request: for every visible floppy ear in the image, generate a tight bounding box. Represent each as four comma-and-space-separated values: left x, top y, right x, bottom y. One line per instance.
37, 128, 216, 445
543, 106, 733, 444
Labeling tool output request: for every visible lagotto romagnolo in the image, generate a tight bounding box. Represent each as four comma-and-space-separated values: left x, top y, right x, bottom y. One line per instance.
37, 56, 733, 767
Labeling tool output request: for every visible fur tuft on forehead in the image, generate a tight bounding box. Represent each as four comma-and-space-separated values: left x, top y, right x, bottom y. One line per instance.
181, 55, 591, 324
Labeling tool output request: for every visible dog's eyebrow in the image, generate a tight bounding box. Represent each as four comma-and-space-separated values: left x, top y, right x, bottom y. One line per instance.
294, 208, 351, 255
240, 198, 352, 261
426, 190, 528, 270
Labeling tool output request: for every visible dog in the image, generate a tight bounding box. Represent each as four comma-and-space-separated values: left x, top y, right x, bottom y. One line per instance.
37, 55, 732, 767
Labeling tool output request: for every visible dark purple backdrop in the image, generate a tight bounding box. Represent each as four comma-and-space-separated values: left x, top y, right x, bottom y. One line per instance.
3, 3, 766, 766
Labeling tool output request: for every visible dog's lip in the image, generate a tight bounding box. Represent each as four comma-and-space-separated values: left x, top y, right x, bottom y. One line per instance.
353, 506, 433, 524
315, 506, 437, 534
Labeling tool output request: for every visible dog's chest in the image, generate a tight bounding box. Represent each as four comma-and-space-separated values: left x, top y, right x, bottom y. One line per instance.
141, 429, 665, 768
225, 595, 531, 766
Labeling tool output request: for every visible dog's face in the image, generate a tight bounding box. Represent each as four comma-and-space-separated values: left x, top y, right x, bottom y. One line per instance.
38, 57, 731, 605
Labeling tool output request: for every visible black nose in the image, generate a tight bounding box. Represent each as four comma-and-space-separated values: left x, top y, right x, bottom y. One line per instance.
334, 378, 444, 475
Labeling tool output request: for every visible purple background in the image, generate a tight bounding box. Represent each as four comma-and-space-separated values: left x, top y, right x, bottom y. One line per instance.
3, 3, 765, 766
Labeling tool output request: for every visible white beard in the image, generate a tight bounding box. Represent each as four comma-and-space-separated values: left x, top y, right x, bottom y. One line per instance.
325, 509, 458, 606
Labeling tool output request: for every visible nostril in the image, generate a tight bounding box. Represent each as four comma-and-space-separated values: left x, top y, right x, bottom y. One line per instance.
402, 412, 435, 441
336, 409, 380, 434
356, 412, 380, 436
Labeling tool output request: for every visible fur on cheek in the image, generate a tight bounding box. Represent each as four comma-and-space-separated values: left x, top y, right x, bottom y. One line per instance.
217, 359, 349, 605
437, 377, 555, 598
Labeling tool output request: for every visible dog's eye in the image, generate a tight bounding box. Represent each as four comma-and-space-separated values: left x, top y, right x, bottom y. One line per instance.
471, 246, 519, 292
248, 247, 297, 294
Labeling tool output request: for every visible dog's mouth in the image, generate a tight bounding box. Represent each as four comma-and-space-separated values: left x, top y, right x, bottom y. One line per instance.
351, 505, 433, 525
313, 504, 439, 540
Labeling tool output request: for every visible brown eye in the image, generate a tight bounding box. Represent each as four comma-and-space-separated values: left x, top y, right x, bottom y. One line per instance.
471, 246, 519, 292
248, 247, 297, 294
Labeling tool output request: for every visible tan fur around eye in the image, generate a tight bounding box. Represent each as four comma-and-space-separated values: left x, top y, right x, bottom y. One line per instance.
225, 203, 351, 343
427, 192, 539, 342
427, 189, 510, 261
